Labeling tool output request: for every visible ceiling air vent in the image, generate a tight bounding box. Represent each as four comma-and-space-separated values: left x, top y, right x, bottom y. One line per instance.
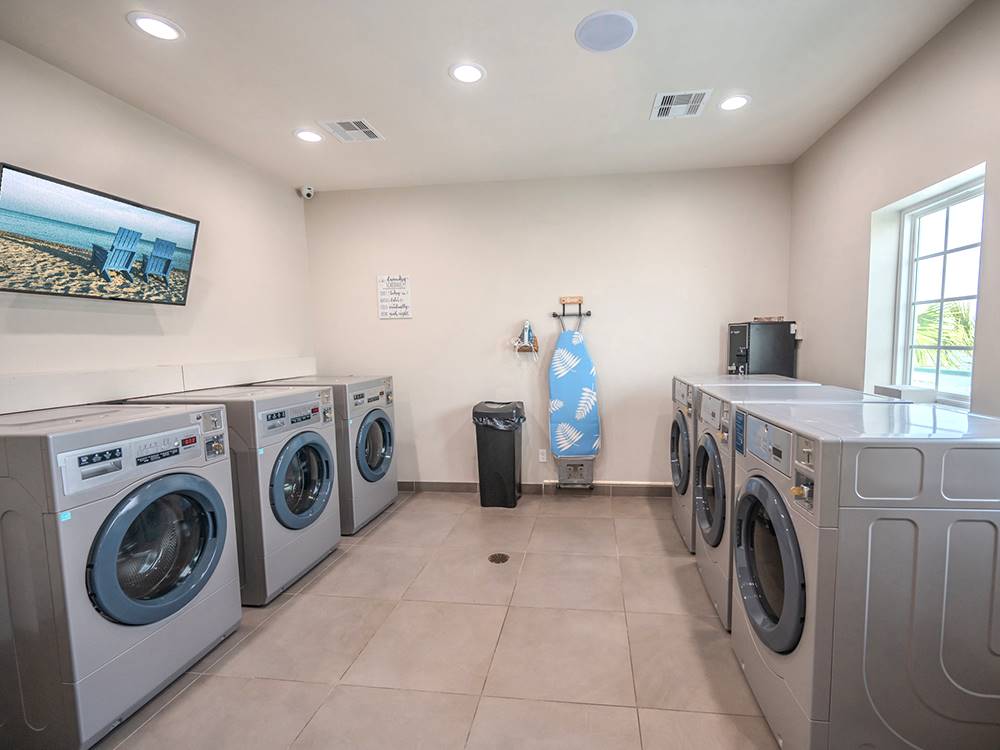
649, 90, 712, 120
319, 119, 385, 143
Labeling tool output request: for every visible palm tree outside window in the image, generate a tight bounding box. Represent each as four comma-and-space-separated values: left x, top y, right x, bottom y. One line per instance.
898, 181, 985, 404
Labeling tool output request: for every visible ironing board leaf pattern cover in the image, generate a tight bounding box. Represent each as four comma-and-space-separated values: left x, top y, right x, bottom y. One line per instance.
549, 330, 600, 457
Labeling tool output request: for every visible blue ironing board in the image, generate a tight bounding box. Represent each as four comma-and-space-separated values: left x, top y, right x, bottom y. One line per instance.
548, 329, 600, 457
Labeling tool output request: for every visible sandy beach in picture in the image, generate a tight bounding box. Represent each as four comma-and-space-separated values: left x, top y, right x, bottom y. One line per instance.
0, 229, 190, 304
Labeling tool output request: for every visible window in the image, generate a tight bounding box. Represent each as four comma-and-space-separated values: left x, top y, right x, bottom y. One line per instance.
897, 181, 985, 404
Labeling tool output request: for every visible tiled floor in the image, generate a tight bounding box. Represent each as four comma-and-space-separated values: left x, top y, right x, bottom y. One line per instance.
97, 491, 776, 750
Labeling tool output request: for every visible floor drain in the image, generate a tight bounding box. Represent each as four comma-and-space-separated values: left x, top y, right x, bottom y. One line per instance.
488, 553, 510, 564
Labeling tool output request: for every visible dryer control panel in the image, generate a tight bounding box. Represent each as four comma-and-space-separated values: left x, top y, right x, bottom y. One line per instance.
746, 415, 792, 478
57, 408, 227, 496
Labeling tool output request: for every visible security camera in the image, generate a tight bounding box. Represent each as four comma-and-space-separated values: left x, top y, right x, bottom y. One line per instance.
298, 186, 315, 200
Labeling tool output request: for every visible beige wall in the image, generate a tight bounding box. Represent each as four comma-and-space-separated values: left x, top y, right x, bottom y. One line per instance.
0, 42, 313, 392
789, 0, 999, 415
306, 167, 792, 483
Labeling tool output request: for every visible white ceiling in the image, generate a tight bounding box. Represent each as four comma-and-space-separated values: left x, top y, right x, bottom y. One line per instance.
0, 1, 973, 191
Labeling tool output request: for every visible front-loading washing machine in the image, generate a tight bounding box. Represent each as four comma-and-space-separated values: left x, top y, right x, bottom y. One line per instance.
131, 385, 340, 605
257, 376, 398, 534
0, 403, 241, 750
730, 401, 1000, 749
670, 373, 819, 554
692, 384, 901, 630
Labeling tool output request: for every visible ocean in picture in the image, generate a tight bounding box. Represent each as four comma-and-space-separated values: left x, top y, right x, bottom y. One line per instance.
0, 166, 198, 304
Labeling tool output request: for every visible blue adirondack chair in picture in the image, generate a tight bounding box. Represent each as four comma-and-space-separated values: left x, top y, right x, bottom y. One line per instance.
91, 227, 141, 283
143, 238, 177, 287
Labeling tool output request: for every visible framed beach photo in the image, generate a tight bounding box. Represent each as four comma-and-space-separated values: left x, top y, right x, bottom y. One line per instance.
0, 164, 200, 305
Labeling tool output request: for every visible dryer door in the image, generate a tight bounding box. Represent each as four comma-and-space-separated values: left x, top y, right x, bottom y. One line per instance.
733, 475, 806, 654
270, 431, 335, 530
694, 432, 726, 547
87, 473, 228, 626
670, 409, 691, 494
356, 408, 394, 482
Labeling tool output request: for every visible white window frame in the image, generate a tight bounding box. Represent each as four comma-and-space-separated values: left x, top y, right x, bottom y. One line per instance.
893, 179, 985, 407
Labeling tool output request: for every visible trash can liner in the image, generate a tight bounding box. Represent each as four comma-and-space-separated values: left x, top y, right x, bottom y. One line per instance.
472, 402, 526, 431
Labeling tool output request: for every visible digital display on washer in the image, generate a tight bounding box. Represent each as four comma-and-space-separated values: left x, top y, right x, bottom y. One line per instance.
266, 410, 287, 422
78, 447, 123, 467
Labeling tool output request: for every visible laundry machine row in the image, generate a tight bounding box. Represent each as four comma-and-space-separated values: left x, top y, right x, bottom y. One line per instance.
690, 383, 901, 630
670, 374, 820, 554
0, 403, 242, 749
131, 385, 341, 605
256, 375, 398, 535
729, 401, 1000, 749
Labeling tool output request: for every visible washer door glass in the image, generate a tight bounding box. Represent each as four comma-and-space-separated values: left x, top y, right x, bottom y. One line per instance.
357, 408, 394, 482
733, 476, 806, 654
670, 410, 690, 494
87, 473, 227, 626
694, 432, 726, 547
270, 431, 334, 530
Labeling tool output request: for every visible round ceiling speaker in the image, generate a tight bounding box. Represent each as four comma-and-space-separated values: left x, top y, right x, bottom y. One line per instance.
575, 10, 637, 53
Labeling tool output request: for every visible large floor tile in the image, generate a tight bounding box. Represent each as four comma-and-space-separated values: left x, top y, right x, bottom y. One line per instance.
397, 491, 479, 515
292, 685, 478, 750
614, 517, 689, 556
286, 548, 344, 593
485, 607, 635, 706
209, 594, 394, 683
359, 510, 461, 547
187, 594, 294, 674
611, 495, 672, 519
511, 553, 623, 611
619, 555, 716, 616
466, 697, 642, 750
627, 612, 760, 715
638, 708, 777, 749
343, 600, 506, 694
309, 545, 431, 599
118, 675, 327, 750
527, 516, 617, 555
404, 546, 522, 605
441, 513, 535, 550
538, 493, 614, 518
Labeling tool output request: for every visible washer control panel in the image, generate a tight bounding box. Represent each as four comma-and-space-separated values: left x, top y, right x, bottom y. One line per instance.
348, 379, 393, 418
746, 415, 792, 478
57, 409, 227, 496
257, 393, 332, 438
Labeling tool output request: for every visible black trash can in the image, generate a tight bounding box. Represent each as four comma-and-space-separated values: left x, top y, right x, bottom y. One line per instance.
473, 401, 525, 508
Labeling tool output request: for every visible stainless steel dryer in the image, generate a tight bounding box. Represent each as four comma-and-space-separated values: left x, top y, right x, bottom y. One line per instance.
132, 386, 340, 605
670, 373, 819, 553
257, 375, 398, 534
0, 403, 240, 750
692, 384, 901, 630
730, 401, 1000, 749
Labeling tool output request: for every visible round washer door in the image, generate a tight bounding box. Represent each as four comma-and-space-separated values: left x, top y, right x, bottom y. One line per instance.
694, 432, 726, 547
670, 410, 690, 495
270, 431, 335, 530
356, 408, 394, 482
87, 473, 227, 626
733, 475, 806, 654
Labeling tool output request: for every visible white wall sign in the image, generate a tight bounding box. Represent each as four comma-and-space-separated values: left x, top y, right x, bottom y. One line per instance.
377, 274, 412, 319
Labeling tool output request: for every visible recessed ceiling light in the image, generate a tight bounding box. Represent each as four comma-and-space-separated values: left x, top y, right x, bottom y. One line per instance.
126, 12, 184, 41
294, 129, 324, 143
720, 94, 751, 111
575, 11, 637, 52
449, 63, 485, 84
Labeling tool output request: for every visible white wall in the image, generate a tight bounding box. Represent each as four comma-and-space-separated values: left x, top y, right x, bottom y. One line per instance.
306, 167, 792, 483
789, 0, 1000, 415
0, 41, 313, 402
